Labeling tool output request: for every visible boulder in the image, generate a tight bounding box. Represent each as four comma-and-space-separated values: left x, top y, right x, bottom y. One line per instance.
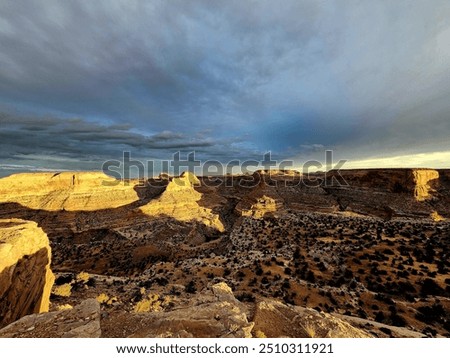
252, 299, 372, 338
105, 283, 253, 338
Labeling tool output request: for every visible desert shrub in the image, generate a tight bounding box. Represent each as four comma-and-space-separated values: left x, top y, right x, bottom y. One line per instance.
430, 211, 444, 222
375, 311, 385, 323
236, 292, 255, 302
304, 324, 316, 338
76, 271, 90, 283
390, 313, 406, 327
437, 262, 448, 274
415, 304, 446, 325
54, 274, 74, 285
86, 277, 96, 287
254, 330, 267, 338
134, 294, 162, 313
52, 283, 72, 297
154, 277, 169, 286
282, 279, 291, 289
393, 280, 416, 297
420, 278, 444, 296
306, 270, 316, 283
374, 293, 394, 304
185, 280, 197, 294
283, 295, 295, 305
96, 293, 110, 304
56, 304, 73, 311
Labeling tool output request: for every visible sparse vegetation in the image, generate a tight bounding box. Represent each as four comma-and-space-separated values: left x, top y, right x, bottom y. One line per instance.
52, 283, 72, 297
76, 271, 90, 283
2, 169, 450, 338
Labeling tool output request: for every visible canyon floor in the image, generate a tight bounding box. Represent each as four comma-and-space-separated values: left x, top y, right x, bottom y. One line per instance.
0, 169, 449, 338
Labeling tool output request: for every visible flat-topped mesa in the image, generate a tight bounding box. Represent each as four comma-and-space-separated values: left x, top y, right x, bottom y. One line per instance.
0, 219, 54, 328
326, 168, 440, 201
255, 169, 300, 176
140, 172, 225, 232
0, 172, 139, 211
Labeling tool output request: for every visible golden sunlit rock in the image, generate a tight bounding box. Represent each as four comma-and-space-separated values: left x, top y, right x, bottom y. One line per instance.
139, 172, 225, 232
0, 172, 139, 211
0, 219, 54, 328
412, 169, 439, 201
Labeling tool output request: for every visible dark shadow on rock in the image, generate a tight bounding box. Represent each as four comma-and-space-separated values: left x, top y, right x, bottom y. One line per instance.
0, 247, 49, 328
0, 199, 227, 277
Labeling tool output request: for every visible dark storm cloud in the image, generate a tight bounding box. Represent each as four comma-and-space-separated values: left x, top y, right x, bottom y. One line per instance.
1, 0, 450, 174
0, 112, 223, 168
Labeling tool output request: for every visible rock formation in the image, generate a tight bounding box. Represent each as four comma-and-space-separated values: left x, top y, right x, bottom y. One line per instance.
121, 282, 253, 338
326, 168, 440, 201
411, 169, 439, 201
0, 219, 54, 328
0, 299, 101, 338
0, 172, 139, 211
100, 282, 371, 338
235, 180, 284, 218
140, 172, 225, 232
321, 168, 449, 218
252, 300, 372, 338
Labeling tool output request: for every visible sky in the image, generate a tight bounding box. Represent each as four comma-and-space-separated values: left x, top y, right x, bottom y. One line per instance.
1, 0, 450, 177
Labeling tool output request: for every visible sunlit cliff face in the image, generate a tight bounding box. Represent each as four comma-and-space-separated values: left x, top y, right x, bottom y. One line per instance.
139, 172, 225, 232
0, 219, 54, 327
0, 172, 139, 211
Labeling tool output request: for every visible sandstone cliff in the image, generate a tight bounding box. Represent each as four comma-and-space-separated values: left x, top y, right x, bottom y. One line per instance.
0, 172, 139, 211
411, 169, 439, 201
321, 168, 448, 218
140, 172, 225, 232
325, 168, 439, 200
0, 219, 54, 328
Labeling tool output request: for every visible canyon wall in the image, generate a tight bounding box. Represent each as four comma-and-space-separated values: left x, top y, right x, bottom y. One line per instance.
0, 219, 54, 327
0, 172, 139, 211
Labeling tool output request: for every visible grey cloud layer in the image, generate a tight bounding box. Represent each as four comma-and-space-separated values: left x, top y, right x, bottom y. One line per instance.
1, 0, 450, 174
0, 111, 224, 159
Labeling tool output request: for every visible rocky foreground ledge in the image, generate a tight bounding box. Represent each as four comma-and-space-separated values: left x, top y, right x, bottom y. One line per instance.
0, 282, 373, 338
